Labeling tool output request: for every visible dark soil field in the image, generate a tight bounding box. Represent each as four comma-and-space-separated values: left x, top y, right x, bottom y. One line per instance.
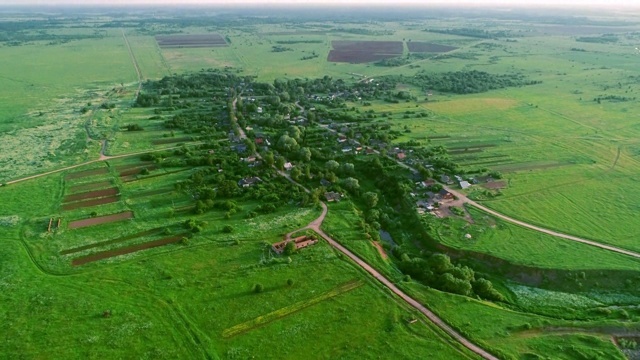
151, 137, 192, 145
62, 195, 119, 211
408, 42, 457, 53
328, 41, 403, 64
61, 227, 166, 255
63, 187, 119, 203
115, 162, 153, 171
71, 234, 186, 266
119, 165, 157, 177
68, 181, 112, 193
64, 168, 109, 180
155, 34, 227, 48
68, 211, 133, 229
482, 181, 507, 189
332, 41, 403, 53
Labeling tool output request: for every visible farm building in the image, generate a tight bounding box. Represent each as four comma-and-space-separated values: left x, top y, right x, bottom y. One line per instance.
325, 191, 343, 202
238, 177, 262, 188
439, 189, 454, 200
272, 235, 319, 254
459, 181, 471, 189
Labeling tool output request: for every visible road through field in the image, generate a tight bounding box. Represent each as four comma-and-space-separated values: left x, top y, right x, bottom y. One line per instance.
284, 202, 497, 360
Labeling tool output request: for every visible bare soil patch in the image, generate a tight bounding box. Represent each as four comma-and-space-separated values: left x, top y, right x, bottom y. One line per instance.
115, 162, 153, 171
61, 227, 166, 255
155, 34, 227, 48
328, 40, 403, 64
482, 181, 507, 190
68, 181, 112, 193
408, 42, 457, 53
119, 165, 157, 177
151, 137, 192, 145
68, 211, 133, 229
62, 195, 119, 211
63, 187, 118, 203
64, 168, 109, 180
71, 234, 186, 266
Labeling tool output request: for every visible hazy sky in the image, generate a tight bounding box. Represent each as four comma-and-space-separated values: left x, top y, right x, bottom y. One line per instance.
2, 0, 637, 7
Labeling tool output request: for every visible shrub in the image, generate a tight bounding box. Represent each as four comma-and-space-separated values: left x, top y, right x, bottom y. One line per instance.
223, 225, 234, 233
253, 283, 264, 293
287, 279, 294, 286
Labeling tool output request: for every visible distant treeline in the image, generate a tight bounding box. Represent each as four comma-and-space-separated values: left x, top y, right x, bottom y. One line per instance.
276, 40, 323, 44
386, 70, 540, 94
576, 35, 618, 44
424, 28, 512, 39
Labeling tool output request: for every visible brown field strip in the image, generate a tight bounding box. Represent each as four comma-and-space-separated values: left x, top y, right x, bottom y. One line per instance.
71, 234, 187, 266
114, 162, 153, 171
151, 137, 192, 145
61, 227, 166, 255
68, 211, 133, 229
64, 168, 109, 180
68, 181, 112, 193
119, 165, 157, 177
122, 168, 191, 183
328, 40, 403, 64
62, 196, 119, 211
63, 187, 119, 203
222, 279, 364, 339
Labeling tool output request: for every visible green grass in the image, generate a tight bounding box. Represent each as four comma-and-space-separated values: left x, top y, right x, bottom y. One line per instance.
432, 206, 640, 271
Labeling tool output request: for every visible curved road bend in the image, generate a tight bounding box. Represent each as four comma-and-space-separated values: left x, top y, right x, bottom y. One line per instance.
293, 202, 498, 360
323, 124, 640, 260
442, 187, 640, 260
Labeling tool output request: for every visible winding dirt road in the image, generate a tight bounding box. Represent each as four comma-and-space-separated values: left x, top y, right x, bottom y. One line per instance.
286, 202, 497, 360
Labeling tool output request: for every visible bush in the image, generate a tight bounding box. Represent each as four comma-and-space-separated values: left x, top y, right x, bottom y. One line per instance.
253, 283, 264, 293
287, 279, 294, 286
223, 225, 234, 233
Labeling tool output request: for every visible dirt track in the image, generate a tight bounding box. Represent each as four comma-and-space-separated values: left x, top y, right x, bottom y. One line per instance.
287, 202, 497, 360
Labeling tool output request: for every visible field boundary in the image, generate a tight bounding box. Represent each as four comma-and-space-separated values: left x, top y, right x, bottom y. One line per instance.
222, 279, 364, 338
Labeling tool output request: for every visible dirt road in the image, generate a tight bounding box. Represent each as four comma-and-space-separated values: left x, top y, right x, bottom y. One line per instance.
285, 202, 497, 360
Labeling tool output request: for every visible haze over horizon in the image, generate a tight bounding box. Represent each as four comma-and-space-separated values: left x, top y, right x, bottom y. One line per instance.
1, 0, 638, 8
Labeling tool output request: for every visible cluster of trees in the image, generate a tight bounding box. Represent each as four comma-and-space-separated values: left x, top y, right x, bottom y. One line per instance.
398, 252, 504, 301
424, 28, 512, 39
406, 70, 541, 94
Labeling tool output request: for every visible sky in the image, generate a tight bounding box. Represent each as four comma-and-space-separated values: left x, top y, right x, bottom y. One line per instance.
1, 0, 637, 7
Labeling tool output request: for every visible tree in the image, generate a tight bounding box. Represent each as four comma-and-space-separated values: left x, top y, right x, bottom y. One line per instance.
298, 147, 312, 162
325, 160, 340, 171
275, 156, 286, 170
363, 192, 379, 208
340, 162, 355, 175
277, 134, 299, 153
283, 241, 297, 255
342, 177, 360, 192
428, 253, 453, 274
263, 151, 275, 167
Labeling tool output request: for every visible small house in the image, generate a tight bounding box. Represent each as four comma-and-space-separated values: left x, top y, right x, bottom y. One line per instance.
284, 162, 294, 171
459, 181, 471, 189
238, 177, 262, 188
397, 152, 406, 160
324, 191, 343, 202
439, 189, 454, 200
